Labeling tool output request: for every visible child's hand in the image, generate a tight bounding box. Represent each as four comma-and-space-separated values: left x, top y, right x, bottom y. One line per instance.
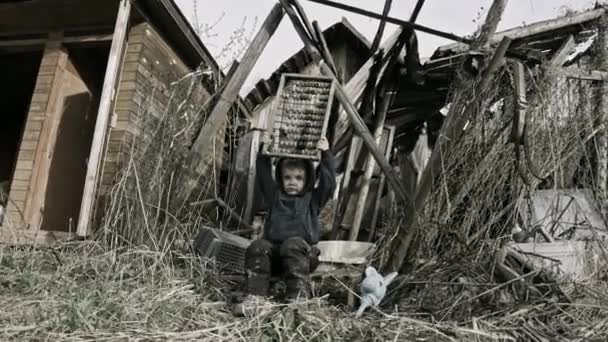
317, 137, 329, 151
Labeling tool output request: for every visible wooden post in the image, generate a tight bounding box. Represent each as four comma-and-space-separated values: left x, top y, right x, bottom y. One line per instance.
280, 0, 411, 205
76, 0, 131, 237
384, 0, 510, 273
596, 15, 608, 202
369, 0, 393, 54
185, 4, 285, 198
349, 83, 395, 241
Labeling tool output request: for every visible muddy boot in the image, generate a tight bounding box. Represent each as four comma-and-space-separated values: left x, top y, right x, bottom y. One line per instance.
245, 239, 273, 296
280, 237, 313, 303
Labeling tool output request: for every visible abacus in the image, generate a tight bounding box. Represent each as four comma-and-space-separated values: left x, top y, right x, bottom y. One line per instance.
263, 73, 336, 160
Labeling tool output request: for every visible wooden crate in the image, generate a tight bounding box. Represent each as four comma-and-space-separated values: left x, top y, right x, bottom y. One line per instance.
263, 73, 336, 160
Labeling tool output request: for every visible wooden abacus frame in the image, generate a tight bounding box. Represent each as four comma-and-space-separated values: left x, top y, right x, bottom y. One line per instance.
263, 73, 336, 160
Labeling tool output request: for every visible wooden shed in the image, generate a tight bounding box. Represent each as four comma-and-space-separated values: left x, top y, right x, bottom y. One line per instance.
0, 0, 229, 244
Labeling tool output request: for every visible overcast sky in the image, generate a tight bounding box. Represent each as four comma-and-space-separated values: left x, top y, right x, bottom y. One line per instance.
174, 0, 594, 94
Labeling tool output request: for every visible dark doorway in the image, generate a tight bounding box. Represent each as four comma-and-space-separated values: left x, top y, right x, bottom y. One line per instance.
0, 50, 43, 211
41, 44, 110, 232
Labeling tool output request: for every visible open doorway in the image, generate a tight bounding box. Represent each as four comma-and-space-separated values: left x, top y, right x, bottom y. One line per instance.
41, 43, 110, 232
0, 50, 43, 224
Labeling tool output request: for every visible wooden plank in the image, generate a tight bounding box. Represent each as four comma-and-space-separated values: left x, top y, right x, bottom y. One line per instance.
76, 0, 131, 237
185, 4, 285, 199
23, 40, 68, 229
549, 35, 575, 69
437, 7, 606, 56
303, 0, 471, 43
562, 68, 608, 81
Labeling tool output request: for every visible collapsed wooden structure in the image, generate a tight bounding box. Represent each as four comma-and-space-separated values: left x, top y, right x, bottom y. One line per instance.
3, 0, 608, 277
221, 0, 608, 274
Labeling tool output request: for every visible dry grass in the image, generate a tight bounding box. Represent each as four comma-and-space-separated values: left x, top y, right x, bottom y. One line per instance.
0, 242, 607, 341
3, 18, 608, 341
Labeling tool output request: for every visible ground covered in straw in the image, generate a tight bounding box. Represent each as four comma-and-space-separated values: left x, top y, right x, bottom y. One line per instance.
0, 242, 606, 341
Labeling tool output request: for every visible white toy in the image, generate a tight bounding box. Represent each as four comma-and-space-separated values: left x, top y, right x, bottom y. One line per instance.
355, 266, 398, 317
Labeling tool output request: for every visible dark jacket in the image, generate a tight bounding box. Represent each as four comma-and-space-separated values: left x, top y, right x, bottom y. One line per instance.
256, 150, 336, 244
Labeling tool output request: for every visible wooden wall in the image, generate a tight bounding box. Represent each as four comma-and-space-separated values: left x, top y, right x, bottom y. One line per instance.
99, 22, 219, 198
4, 42, 69, 228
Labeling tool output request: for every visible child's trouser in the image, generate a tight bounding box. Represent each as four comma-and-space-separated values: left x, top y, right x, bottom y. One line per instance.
244, 237, 320, 298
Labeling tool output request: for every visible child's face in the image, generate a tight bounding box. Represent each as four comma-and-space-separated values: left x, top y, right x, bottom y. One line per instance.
282, 166, 306, 195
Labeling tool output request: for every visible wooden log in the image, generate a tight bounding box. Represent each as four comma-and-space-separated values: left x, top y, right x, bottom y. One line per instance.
385, 0, 510, 273
76, 0, 131, 237
279, 0, 411, 205
369, 0, 393, 54
303, 0, 472, 44
185, 4, 284, 198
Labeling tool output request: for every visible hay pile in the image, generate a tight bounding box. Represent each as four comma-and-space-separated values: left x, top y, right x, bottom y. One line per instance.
0, 243, 606, 341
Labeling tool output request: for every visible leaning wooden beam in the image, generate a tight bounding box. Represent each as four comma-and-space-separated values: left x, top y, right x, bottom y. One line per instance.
291, 0, 317, 45
77, 0, 131, 237
385, 0, 510, 273
312, 20, 340, 80
280, 0, 411, 205
303, 0, 472, 44
369, 0, 393, 54
349, 82, 395, 241
549, 35, 576, 69
184, 4, 284, 198
474, 0, 508, 49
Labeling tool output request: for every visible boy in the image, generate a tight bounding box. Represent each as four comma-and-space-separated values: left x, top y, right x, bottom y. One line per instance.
243, 136, 336, 303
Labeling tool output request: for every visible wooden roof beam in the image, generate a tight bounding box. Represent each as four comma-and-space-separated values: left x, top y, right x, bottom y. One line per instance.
303, 0, 472, 44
